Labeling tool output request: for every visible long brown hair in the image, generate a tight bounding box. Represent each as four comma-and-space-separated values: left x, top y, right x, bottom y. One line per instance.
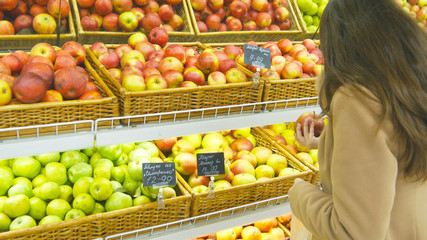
319, 0, 427, 181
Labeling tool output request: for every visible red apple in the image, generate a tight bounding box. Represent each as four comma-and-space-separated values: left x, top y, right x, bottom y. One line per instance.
229, 0, 247, 18
32, 13, 56, 34
188, 171, 210, 187
206, 13, 221, 31
295, 112, 325, 137
155, 137, 177, 153
145, 74, 167, 90
164, 44, 186, 64
207, 71, 226, 85
148, 27, 169, 47
112, 0, 132, 14
77, 0, 94, 8
141, 12, 161, 32
256, 12, 272, 28
12, 72, 47, 103
61, 41, 86, 65
169, 14, 184, 30
114, 44, 132, 58
218, 58, 237, 74
281, 61, 302, 79
13, 14, 33, 33
124, 58, 145, 72
274, 6, 289, 23
98, 51, 120, 69
183, 66, 205, 86
47, 0, 69, 19
162, 69, 183, 88
130, 7, 144, 25
142, 67, 160, 78
1, 54, 22, 73
95, 0, 113, 16
0, 62, 11, 75
81, 15, 98, 31
135, 41, 155, 60
197, 20, 208, 32
147, 49, 165, 62
243, 20, 257, 30
225, 67, 247, 83
54, 68, 89, 99
252, 0, 267, 12
174, 152, 197, 176
142, 0, 159, 13
30, 4, 48, 17
158, 3, 174, 21
227, 16, 242, 31
179, 80, 197, 87
8, 0, 27, 18
54, 54, 76, 70
108, 68, 122, 83
27, 55, 54, 69
191, 0, 206, 11
90, 42, 109, 58
278, 18, 291, 30
196, 51, 219, 74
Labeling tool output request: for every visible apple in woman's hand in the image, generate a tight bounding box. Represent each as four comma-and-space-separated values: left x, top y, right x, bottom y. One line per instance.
295, 112, 325, 137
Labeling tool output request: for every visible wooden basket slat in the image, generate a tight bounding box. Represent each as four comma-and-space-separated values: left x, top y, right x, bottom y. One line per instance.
0, 183, 191, 239
0, 53, 119, 139
0, 12, 77, 50
71, 0, 195, 44
185, 0, 304, 43
179, 127, 314, 217
85, 43, 264, 123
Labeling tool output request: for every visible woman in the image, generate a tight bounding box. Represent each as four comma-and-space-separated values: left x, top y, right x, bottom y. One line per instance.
288, 0, 427, 239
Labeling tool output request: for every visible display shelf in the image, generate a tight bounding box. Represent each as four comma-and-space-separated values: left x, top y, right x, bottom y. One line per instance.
94, 97, 321, 147
104, 195, 290, 240
0, 121, 94, 160
0, 98, 321, 159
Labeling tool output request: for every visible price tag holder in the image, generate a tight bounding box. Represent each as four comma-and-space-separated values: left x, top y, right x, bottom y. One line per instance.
142, 163, 176, 188
243, 44, 271, 69
196, 152, 225, 176
197, 152, 225, 199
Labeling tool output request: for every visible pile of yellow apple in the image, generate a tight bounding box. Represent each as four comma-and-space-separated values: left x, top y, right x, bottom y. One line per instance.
188, 217, 287, 240
0, 141, 178, 232
155, 128, 301, 194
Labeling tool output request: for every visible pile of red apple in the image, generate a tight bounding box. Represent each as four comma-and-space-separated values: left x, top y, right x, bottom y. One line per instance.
190, 0, 293, 32
188, 217, 287, 240
77, 0, 184, 32
90, 31, 250, 91
399, 0, 427, 30
0, 41, 104, 106
0, 0, 70, 35
155, 128, 301, 194
228, 38, 324, 80
0, 141, 179, 232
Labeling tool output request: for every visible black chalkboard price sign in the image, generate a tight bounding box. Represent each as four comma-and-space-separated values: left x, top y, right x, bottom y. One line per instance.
243, 44, 271, 69
142, 163, 176, 188
196, 152, 225, 176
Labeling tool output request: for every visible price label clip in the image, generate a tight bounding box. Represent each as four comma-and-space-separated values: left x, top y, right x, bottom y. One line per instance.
157, 188, 165, 209
207, 176, 215, 199
251, 67, 260, 89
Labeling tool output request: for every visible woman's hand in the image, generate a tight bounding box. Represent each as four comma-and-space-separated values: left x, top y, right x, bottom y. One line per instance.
295, 119, 319, 150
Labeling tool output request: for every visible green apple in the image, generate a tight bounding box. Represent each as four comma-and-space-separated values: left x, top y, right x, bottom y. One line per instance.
73, 193, 95, 215
128, 158, 150, 181
150, 157, 163, 163
92, 158, 114, 171
64, 209, 86, 220
97, 144, 123, 161
38, 215, 63, 226
133, 195, 152, 206
9, 215, 36, 230
29, 197, 47, 220
68, 162, 93, 184
4, 194, 30, 218
73, 177, 93, 198
231, 128, 252, 138
115, 153, 129, 166
105, 192, 132, 212
122, 177, 141, 196
182, 134, 202, 149
82, 148, 96, 158
297, 0, 313, 13
254, 165, 275, 179
306, 2, 318, 15
35, 152, 60, 166
0, 160, 8, 167
201, 133, 227, 151
8, 182, 33, 198
120, 142, 135, 154
111, 167, 125, 183
266, 154, 288, 176
59, 185, 73, 202
231, 173, 257, 186
192, 185, 208, 194
13, 176, 32, 186
0, 166, 14, 195
60, 150, 86, 169
128, 148, 151, 163
135, 141, 159, 158
79, 152, 89, 163
278, 167, 300, 177
93, 165, 111, 179
45, 162, 67, 185
309, 149, 318, 164
89, 152, 103, 166
162, 187, 176, 199
0, 212, 11, 230
281, 129, 296, 146
110, 181, 124, 192
0, 196, 7, 212
33, 182, 60, 201
12, 157, 41, 179
90, 177, 113, 201
32, 174, 48, 188
91, 203, 105, 214
46, 199, 71, 220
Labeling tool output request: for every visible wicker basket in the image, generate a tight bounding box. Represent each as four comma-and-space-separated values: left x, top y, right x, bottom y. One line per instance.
0, 12, 77, 50
185, 0, 304, 43
71, 0, 195, 44
257, 127, 319, 184
0, 183, 191, 240
0, 55, 119, 139
289, 0, 319, 39
85, 43, 264, 122
179, 127, 314, 217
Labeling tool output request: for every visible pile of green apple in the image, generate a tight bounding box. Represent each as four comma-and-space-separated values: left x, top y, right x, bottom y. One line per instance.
295, 0, 328, 32
0, 141, 178, 232
154, 128, 302, 195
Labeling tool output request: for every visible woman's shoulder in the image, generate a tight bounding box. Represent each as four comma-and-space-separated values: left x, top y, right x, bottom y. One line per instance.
331, 84, 382, 114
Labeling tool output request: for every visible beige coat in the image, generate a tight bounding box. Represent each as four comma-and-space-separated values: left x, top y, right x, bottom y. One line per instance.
289, 85, 427, 240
